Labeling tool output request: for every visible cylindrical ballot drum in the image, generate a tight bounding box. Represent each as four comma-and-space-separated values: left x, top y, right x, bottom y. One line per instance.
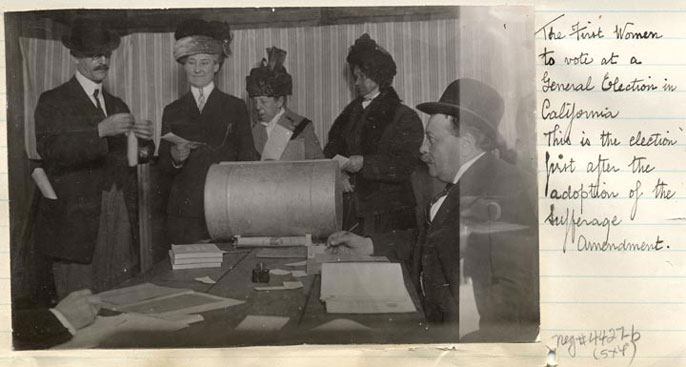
204, 160, 342, 239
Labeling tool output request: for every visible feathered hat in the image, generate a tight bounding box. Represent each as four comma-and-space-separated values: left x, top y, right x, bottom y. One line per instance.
246, 47, 292, 97
346, 33, 396, 87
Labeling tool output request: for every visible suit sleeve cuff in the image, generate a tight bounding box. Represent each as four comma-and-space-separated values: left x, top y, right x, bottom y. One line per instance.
49, 308, 77, 335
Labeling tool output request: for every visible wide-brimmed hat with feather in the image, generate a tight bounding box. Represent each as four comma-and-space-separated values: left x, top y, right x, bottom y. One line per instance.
246, 47, 292, 97
173, 19, 232, 62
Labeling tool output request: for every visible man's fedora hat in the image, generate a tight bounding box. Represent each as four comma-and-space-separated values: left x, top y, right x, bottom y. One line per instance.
62, 18, 121, 56
417, 78, 504, 137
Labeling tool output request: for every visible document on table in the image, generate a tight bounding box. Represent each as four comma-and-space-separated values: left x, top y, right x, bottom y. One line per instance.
320, 262, 416, 314
536, 1, 686, 366
53, 313, 191, 349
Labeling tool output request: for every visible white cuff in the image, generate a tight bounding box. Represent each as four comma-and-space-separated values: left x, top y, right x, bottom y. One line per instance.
49, 308, 77, 335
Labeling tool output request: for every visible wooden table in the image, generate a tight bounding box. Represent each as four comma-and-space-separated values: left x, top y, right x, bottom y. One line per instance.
98, 244, 460, 348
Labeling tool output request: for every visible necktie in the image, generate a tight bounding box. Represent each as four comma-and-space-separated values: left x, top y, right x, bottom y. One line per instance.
93, 89, 106, 117
426, 183, 455, 225
198, 88, 206, 112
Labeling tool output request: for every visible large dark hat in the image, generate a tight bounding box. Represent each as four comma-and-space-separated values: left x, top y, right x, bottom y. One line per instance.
246, 47, 292, 97
346, 33, 396, 87
417, 78, 504, 137
62, 18, 121, 56
173, 19, 232, 62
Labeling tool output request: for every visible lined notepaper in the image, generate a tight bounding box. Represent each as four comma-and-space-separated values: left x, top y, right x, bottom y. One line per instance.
537, 2, 686, 366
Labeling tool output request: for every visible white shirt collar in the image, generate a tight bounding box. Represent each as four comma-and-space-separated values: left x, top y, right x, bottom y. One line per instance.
75, 70, 102, 98
191, 82, 215, 105
429, 152, 486, 222
363, 90, 380, 101
452, 152, 486, 184
261, 107, 286, 137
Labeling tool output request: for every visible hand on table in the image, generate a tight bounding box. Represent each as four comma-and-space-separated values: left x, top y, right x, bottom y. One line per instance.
326, 231, 373, 256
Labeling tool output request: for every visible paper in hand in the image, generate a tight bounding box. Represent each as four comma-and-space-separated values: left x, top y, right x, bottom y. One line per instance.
161, 132, 205, 149
127, 131, 138, 167
31, 167, 57, 199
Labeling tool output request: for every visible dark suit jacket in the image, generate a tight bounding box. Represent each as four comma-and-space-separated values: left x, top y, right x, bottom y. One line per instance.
370, 153, 538, 339
12, 308, 72, 350
34, 77, 153, 264
159, 89, 255, 222
323, 87, 423, 218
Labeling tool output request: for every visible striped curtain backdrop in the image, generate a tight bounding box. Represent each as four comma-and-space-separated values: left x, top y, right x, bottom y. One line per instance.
20, 18, 462, 159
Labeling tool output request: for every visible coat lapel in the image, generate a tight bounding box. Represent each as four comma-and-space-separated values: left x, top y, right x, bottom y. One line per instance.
65, 77, 105, 124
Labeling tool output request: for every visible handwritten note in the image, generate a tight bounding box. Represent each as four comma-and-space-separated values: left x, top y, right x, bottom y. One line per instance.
537, 4, 684, 366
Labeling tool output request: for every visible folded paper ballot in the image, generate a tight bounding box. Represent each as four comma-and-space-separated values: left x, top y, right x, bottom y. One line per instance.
320, 263, 416, 314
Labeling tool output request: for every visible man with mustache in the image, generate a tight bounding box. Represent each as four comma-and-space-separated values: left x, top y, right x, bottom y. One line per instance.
327, 79, 538, 342
34, 19, 154, 299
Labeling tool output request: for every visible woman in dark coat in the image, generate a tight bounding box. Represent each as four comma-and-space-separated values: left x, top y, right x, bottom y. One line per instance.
324, 34, 424, 235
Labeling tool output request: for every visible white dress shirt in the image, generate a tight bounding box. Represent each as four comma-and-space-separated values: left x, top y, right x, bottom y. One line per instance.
260, 107, 286, 138
75, 70, 107, 116
429, 152, 486, 221
191, 82, 215, 110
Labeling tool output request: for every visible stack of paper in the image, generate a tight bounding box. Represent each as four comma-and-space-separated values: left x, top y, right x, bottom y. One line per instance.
169, 243, 224, 270
320, 262, 417, 314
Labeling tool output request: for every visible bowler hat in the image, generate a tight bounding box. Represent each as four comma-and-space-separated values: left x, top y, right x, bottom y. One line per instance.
417, 78, 504, 137
62, 19, 121, 56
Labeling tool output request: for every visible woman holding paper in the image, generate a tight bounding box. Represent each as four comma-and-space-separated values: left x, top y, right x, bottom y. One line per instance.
323, 34, 424, 234
158, 19, 255, 245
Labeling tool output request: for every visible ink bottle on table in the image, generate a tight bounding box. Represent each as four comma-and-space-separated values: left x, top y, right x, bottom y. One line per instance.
251, 262, 270, 283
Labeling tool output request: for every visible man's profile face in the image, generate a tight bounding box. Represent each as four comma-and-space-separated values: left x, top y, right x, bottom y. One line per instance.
253, 96, 283, 123
76, 52, 111, 83
184, 53, 220, 88
420, 113, 462, 183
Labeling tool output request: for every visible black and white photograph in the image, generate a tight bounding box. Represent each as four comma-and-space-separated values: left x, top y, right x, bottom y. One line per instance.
4, 6, 538, 349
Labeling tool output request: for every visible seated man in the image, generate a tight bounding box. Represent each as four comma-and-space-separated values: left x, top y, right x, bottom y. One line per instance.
327, 78, 538, 342
13, 289, 101, 349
